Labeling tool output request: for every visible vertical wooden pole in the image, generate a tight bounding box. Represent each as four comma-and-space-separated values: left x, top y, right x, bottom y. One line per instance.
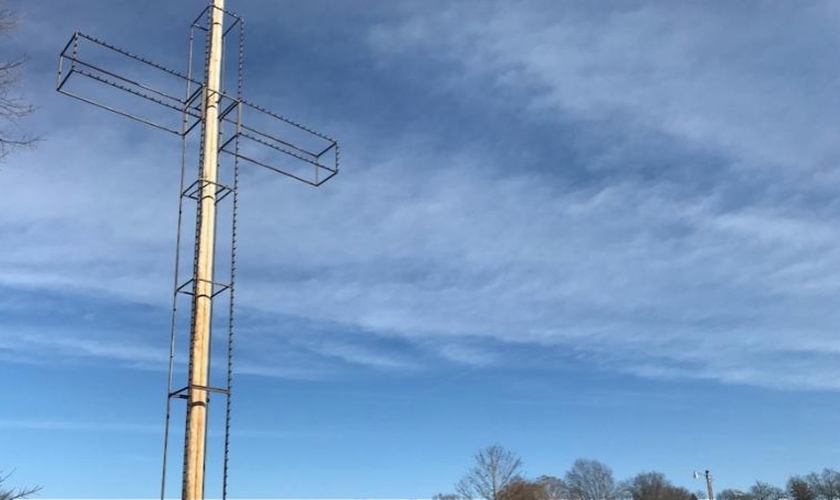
705, 471, 715, 500
184, 1, 224, 499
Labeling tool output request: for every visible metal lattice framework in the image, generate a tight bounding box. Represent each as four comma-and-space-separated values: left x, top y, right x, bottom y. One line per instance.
57, 23, 339, 186
56, 3, 339, 499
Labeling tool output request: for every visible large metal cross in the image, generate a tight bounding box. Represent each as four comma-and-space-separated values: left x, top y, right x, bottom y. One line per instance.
56, 2, 339, 499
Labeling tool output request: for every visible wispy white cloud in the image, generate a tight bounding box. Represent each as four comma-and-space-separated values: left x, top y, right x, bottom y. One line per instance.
435, 343, 499, 368
0, 418, 160, 433
4, 0, 840, 392
305, 340, 421, 371
0, 418, 332, 440
8, 131, 840, 389
368, 1, 840, 176
0, 328, 169, 366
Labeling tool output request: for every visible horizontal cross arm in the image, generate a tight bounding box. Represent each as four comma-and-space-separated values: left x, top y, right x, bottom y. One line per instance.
219, 99, 340, 187
56, 32, 203, 135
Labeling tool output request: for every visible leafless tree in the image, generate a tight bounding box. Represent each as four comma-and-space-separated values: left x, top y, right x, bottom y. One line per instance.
820, 470, 840, 500
0, 4, 35, 160
747, 482, 784, 500
805, 469, 840, 500
625, 472, 670, 500
623, 472, 692, 500
499, 479, 549, 500
565, 459, 618, 500
456, 444, 524, 500
536, 475, 567, 500
717, 489, 748, 500
788, 477, 817, 500
0, 470, 41, 500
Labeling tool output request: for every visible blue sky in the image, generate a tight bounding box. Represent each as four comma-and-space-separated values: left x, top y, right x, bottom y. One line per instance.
2, 0, 840, 497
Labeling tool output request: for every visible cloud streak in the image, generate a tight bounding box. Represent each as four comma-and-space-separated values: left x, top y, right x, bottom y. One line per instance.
3, 0, 840, 392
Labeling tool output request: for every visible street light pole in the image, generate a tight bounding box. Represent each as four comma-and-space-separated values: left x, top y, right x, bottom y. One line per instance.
694, 470, 715, 500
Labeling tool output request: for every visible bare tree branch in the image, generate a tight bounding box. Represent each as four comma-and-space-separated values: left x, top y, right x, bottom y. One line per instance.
0, 4, 36, 161
456, 445, 524, 500
565, 459, 618, 500
0, 470, 42, 500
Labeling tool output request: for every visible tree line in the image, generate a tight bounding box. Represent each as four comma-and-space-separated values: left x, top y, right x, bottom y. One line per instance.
436, 444, 840, 500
